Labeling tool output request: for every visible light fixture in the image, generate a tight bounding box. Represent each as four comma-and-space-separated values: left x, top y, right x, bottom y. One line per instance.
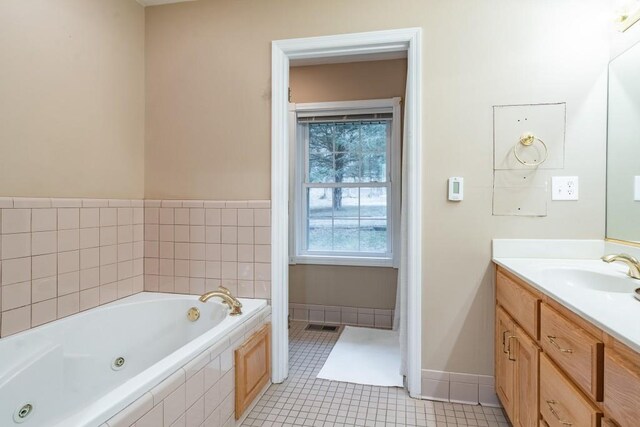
615, 0, 640, 32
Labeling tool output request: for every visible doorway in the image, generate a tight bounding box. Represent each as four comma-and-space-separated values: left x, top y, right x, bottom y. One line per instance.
270, 28, 423, 398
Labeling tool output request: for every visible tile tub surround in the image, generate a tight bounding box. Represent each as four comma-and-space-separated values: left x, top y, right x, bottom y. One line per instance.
102, 304, 272, 427
144, 200, 271, 301
289, 303, 394, 329
0, 197, 144, 337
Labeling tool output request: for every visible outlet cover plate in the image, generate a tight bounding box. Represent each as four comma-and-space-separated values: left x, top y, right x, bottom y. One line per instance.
635, 176, 640, 201
552, 176, 579, 201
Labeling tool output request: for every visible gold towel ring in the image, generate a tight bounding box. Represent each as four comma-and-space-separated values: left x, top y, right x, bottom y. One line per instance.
513, 133, 548, 167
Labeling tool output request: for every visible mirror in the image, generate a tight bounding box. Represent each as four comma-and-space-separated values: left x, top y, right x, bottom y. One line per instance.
607, 40, 640, 244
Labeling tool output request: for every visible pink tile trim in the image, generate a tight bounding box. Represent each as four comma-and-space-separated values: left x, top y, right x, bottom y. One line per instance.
13, 198, 51, 208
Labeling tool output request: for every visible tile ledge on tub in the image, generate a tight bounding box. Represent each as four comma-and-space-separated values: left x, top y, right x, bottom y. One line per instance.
150, 368, 186, 405
13, 198, 52, 208
105, 391, 153, 427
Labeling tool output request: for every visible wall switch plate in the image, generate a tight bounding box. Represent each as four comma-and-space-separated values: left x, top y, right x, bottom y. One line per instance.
552, 176, 579, 200
635, 176, 640, 201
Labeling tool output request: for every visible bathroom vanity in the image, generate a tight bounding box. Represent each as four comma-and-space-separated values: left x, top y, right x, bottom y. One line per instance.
493, 259, 640, 427
491, 14, 640, 427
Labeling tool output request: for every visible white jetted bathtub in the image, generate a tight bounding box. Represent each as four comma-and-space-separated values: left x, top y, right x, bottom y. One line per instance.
0, 292, 267, 427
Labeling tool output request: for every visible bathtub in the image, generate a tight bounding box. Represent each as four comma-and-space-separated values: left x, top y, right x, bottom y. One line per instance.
0, 292, 268, 427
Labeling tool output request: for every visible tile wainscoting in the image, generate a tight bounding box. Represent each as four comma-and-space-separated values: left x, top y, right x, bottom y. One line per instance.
0, 197, 144, 337
289, 303, 394, 329
0, 197, 273, 338
421, 369, 500, 407
143, 200, 271, 301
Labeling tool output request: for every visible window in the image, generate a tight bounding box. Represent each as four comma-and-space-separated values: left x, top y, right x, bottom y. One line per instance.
291, 99, 401, 267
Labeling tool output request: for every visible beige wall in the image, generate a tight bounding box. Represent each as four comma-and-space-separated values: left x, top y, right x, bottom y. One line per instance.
0, 0, 145, 199
288, 59, 406, 310
146, 0, 611, 376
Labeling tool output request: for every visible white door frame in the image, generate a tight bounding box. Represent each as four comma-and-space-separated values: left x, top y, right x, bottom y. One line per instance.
270, 27, 423, 397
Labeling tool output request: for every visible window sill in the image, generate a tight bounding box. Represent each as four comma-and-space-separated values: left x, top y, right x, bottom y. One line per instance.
290, 255, 395, 268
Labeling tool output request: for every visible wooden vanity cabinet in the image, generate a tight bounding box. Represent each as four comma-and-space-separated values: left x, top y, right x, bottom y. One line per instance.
603, 347, 640, 427
540, 353, 602, 427
495, 305, 540, 427
495, 264, 640, 427
496, 306, 516, 419
540, 303, 603, 401
513, 325, 541, 427
497, 269, 540, 339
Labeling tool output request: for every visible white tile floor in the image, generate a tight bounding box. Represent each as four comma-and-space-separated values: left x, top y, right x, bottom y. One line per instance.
241, 322, 511, 426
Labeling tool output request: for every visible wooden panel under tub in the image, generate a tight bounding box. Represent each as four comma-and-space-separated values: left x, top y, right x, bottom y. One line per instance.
235, 323, 271, 419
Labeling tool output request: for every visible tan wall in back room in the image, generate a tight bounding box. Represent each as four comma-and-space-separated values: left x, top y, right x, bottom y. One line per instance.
145, 0, 611, 376
289, 265, 398, 310
0, 0, 145, 199
288, 59, 406, 310
289, 59, 408, 104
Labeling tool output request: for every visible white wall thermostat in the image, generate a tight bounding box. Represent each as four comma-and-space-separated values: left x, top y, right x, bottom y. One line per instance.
448, 177, 464, 201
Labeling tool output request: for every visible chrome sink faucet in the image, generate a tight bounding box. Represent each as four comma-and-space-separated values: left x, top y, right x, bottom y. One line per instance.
602, 253, 640, 280
199, 286, 243, 315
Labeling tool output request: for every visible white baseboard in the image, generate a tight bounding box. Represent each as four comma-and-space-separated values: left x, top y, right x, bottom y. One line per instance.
289, 303, 394, 329
421, 369, 501, 407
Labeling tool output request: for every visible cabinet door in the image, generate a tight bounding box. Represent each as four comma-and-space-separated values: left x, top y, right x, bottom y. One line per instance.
496, 306, 516, 421
235, 323, 271, 420
514, 325, 540, 427
603, 349, 640, 426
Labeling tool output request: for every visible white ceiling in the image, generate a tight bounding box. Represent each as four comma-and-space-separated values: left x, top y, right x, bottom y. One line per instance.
136, 0, 197, 6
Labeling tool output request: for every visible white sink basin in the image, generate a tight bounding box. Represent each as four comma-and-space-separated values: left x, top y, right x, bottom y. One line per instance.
537, 267, 638, 293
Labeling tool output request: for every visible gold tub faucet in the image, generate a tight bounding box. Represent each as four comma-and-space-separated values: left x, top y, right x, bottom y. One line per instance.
199, 286, 243, 315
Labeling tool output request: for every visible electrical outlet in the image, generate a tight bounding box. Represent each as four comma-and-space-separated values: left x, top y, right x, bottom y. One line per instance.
635, 176, 640, 201
552, 176, 579, 201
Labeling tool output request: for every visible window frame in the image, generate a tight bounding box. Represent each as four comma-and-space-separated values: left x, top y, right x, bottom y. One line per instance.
289, 98, 401, 268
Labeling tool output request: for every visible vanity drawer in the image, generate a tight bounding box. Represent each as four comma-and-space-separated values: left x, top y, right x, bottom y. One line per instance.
540, 303, 603, 401
496, 268, 540, 339
603, 349, 640, 427
540, 354, 602, 427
